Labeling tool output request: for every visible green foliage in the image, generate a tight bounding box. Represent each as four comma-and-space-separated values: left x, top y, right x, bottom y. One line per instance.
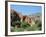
11, 19, 42, 32
21, 21, 30, 29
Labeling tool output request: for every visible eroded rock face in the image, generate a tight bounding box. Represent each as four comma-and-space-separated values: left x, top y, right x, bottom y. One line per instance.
11, 9, 35, 27
11, 9, 21, 22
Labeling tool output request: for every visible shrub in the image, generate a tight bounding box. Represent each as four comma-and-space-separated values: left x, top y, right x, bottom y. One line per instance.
11, 20, 42, 32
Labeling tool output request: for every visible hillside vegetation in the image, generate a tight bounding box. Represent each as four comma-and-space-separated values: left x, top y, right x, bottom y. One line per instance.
11, 9, 42, 32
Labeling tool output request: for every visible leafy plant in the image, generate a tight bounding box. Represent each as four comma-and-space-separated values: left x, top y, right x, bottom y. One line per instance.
11, 17, 42, 32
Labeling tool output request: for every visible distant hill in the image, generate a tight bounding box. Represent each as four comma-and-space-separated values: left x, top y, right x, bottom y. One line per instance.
29, 12, 41, 16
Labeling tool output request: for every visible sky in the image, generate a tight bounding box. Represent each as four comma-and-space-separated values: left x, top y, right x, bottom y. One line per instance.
10, 5, 42, 15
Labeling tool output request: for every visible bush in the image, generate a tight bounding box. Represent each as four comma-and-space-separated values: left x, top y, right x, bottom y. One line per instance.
21, 21, 30, 29
11, 20, 42, 32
